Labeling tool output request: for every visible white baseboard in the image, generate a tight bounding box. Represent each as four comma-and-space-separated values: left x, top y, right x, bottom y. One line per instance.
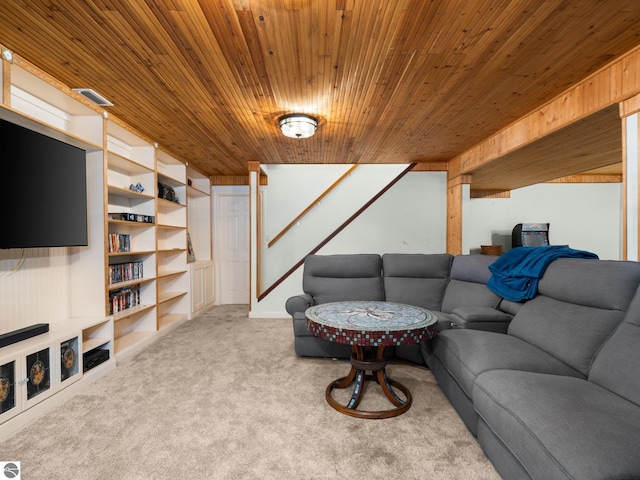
248, 311, 290, 319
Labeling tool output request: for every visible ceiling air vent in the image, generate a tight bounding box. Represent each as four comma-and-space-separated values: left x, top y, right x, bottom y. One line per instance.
72, 88, 113, 106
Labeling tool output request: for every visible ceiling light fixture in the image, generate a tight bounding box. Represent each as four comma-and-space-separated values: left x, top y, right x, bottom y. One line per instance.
279, 114, 318, 139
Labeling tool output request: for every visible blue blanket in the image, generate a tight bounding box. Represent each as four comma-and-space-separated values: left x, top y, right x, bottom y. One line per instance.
487, 245, 599, 302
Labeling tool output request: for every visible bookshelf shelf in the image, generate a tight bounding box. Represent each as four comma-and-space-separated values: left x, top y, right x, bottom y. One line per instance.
113, 331, 155, 360
108, 250, 156, 257
110, 304, 155, 323
158, 313, 187, 332
158, 269, 188, 279
158, 291, 188, 305
107, 277, 155, 291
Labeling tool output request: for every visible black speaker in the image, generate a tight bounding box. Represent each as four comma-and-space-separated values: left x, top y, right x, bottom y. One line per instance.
0, 324, 49, 349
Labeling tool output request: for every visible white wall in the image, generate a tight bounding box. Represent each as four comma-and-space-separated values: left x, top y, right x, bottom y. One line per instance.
252, 168, 623, 316
253, 167, 448, 315
464, 182, 623, 260
0, 248, 72, 333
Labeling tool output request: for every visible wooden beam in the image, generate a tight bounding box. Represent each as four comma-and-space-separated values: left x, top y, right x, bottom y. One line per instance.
411, 162, 449, 172
621, 93, 640, 117
450, 45, 640, 179
446, 174, 470, 254
470, 189, 511, 199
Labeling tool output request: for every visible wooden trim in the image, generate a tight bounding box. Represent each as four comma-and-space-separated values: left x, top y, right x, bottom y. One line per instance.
447, 175, 472, 187
446, 178, 464, 255
411, 162, 449, 172
470, 189, 511, 199
1, 46, 10, 107
267, 165, 359, 248
211, 175, 268, 186
545, 174, 622, 183
621, 93, 640, 118
258, 164, 416, 301
12, 53, 105, 115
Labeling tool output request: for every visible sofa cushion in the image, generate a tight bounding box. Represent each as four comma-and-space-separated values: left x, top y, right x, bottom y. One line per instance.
474, 370, 640, 480
440, 255, 501, 313
589, 288, 640, 407
430, 329, 582, 398
302, 254, 384, 305
537, 258, 640, 310
441, 280, 501, 313
382, 253, 452, 310
507, 259, 640, 376
450, 254, 496, 283
507, 296, 624, 376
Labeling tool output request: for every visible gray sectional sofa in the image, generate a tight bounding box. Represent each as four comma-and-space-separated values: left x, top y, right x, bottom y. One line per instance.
285, 252, 640, 479
285, 252, 507, 362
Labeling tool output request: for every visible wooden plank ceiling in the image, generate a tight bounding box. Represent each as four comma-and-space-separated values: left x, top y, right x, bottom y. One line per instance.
1, 0, 640, 188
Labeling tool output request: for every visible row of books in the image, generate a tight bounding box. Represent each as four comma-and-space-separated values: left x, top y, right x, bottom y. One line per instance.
108, 261, 143, 285
109, 285, 141, 314
108, 233, 131, 253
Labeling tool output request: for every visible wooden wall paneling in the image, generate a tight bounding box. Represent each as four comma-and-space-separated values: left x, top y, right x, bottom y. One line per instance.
5, 1, 640, 179
446, 174, 471, 254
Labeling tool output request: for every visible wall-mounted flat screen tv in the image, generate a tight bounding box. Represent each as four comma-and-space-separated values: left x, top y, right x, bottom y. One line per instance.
0, 118, 88, 248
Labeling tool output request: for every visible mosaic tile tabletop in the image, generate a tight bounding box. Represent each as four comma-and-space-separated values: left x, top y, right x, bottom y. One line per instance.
305, 301, 438, 347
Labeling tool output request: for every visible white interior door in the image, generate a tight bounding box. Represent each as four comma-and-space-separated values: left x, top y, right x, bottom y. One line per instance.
215, 190, 250, 304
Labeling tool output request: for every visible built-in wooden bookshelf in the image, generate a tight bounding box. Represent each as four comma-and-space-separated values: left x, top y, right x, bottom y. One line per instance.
156, 150, 189, 330
186, 165, 214, 316
0, 48, 208, 437
105, 121, 159, 359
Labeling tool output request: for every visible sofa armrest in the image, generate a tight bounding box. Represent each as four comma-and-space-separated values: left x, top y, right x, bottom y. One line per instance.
450, 307, 513, 333
285, 294, 315, 316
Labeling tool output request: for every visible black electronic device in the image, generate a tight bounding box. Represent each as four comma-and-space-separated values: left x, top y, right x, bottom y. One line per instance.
0, 118, 88, 248
512, 223, 550, 248
83, 348, 110, 372
0, 323, 50, 349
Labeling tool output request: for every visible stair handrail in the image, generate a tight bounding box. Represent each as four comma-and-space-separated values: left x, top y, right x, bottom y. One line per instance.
267, 164, 359, 248
258, 163, 416, 301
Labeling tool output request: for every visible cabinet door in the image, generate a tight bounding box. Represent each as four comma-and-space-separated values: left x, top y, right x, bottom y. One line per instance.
60, 336, 81, 385
191, 264, 205, 313
0, 360, 20, 425
25, 347, 52, 403
204, 263, 215, 306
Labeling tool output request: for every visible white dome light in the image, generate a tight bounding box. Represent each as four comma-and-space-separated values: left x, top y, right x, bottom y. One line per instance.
279, 114, 318, 139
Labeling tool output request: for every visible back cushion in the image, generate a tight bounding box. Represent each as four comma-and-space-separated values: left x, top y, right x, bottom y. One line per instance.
382, 253, 452, 310
440, 254, 501, 313
590, 288, 640, 406
303, 254, 384, 304
508, 259, 640, 376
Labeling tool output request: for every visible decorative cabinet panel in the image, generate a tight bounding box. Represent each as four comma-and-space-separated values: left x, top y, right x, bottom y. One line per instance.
0, 331, 82, 426
190, 261, 215, 315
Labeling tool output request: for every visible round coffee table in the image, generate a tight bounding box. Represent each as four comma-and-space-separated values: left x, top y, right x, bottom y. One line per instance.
305, 301, 438, 419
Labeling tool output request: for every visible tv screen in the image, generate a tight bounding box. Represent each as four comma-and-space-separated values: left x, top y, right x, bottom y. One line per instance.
1, 118, 88, 248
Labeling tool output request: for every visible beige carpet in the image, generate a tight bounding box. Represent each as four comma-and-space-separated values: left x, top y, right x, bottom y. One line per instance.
0, 305, 500, 479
